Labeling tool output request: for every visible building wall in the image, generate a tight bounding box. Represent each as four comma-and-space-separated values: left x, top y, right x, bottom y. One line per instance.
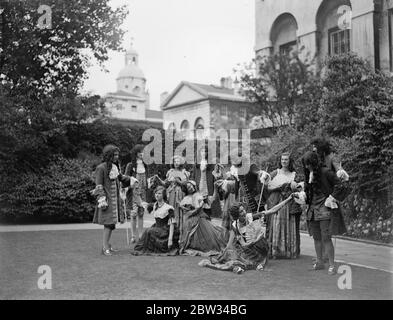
163, 100, 210, 131
116, 77, 146, 96
106, 97, 146, 121
210, 99, 254, 130
379, 0, 393, 72
255, 0, 383, 69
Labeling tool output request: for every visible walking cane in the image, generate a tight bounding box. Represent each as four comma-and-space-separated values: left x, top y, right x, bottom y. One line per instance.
122, 188, 130, 246
257, 166, 269, 214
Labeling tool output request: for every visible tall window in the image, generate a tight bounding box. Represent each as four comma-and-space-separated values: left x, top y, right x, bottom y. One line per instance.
220, 105, 228, 117
329, 27, 351, 56
131, 105, 137, 112
239, 107, 246, 119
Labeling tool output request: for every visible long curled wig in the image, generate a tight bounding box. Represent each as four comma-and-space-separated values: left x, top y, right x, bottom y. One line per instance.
130, 144, 145, 164
311, 138, 332, 160
228, 202, 245, 221
102, 144, 120, 175
302, 151, 322, 185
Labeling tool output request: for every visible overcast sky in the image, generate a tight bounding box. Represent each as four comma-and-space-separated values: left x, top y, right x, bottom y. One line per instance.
83, 0, 255, 110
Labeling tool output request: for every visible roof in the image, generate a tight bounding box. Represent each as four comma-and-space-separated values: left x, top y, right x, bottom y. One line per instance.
189, 82, 234, 96
161, 81, 247, 109
145, 109, 163, 119
117, 64, 145, 80
107, 90, 145, 100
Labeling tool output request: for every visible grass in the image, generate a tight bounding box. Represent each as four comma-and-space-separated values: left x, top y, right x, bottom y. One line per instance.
0, 229, 392, 300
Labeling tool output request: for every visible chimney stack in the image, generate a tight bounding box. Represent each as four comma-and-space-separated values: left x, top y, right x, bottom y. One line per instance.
234, 77, 241, 96
220, 76, 233, 89
220, 77, 226, 88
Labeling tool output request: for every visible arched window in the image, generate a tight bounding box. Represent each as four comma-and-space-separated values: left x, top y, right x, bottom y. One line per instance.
194, 117, 205, 140
194, 117, 204, 130
316, 0, 352, 59
167, 122, 176, 131
180, 120, 190, 132
270, 13, 298, 55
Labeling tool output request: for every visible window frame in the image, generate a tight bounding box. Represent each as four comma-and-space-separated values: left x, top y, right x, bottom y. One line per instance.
279, 40, 298, 56
238, 107, 246, 119
220, 105, 228, 117
328, 26, 351, 56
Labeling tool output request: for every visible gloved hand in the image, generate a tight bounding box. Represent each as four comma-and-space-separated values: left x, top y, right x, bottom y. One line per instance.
98, 196, 108, 209
337, 169, 349, 182
130, 176, 139, 188
324, 195, 338, 209
259, 171, 271, 183
293, 191, 307, 205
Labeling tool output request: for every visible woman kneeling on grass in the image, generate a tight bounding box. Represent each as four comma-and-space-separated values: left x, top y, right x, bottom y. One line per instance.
198, 196, 294, 274
131, 186, 179, 256
91, 144, 138, 256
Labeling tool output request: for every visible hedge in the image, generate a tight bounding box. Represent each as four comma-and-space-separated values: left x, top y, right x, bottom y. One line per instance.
0, 157, 96, 223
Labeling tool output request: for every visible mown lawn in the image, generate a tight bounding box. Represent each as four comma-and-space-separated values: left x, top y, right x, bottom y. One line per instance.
0, 229, 392, 300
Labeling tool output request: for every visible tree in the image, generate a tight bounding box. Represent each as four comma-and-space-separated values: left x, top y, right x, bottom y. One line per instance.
238, 49, 316, 128
319, 53, 373, 138
352, 76, 393, 197
0, 0, 128, 172
0, 0, 128, 95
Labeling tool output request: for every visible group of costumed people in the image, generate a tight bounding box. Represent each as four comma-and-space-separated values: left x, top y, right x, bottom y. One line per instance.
91, 139, 350, 275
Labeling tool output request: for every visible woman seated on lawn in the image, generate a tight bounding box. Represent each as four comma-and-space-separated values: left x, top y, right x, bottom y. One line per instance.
179, 180, 227, 256
198, 196, 295, 274
131, 186, 179, 256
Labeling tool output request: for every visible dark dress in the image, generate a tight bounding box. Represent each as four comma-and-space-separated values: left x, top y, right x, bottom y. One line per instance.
198, 219, 269, 272
192, 163, 222, 218
132, 203, 179, 255
180, 192, 227, 256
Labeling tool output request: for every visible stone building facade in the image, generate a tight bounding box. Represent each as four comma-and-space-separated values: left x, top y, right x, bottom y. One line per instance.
105, 44, 163, 128
255, 0, 393, 72
161, 78, 256, 139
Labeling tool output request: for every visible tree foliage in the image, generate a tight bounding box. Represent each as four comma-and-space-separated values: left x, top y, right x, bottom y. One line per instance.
1, 0, 128, 95
239, 49, 316, 127
0, 0, 128, 172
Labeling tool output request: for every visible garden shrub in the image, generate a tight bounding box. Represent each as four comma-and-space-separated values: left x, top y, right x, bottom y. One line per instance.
0, 157, 96, 223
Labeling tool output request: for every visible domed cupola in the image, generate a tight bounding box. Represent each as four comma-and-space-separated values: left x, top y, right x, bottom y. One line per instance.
116, 41, 146, 95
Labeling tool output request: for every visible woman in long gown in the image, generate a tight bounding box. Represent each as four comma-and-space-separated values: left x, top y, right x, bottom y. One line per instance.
267, 152, 302, 259
198, 196, 294, 274
180, 180, 227, 256
192, 145, 222, 218
155, 156, 190, 248
131, 186, 179, 256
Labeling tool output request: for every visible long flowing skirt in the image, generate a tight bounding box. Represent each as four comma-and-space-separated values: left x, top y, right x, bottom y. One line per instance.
181, 214, 227, 256
268, 204, 297, 259
132, 224, 179, 256
198, 235, 269, 272
167, 186, 185, 246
